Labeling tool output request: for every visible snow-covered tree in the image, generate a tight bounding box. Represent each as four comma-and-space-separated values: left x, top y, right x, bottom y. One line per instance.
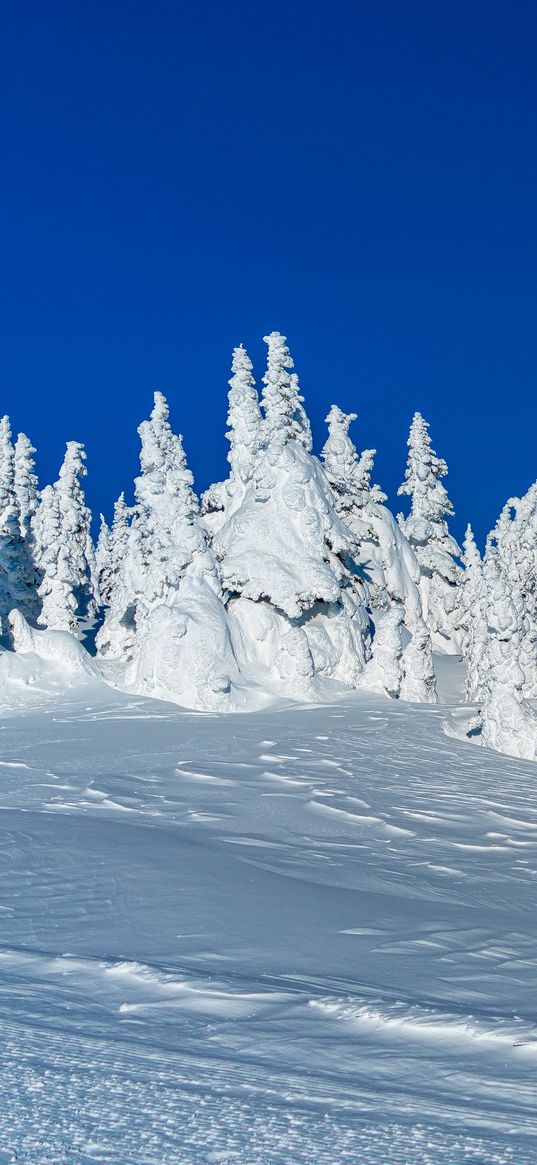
95, 514, 111, 600
459, 524, 488, 702
201, 345, 264, 531
98, 393, 243, 710
479, 548, 537, 760
321, 404, 437, 701
398, 412, 463, 652
14, 433, 39, 538
361, 606, 404, 699
35, 485, 79, 632
0, 418, 40, 625
97, 493, 132, 609
261, 331, 312, 453
400, 615, 438, 702
215, 337, 371, 697
33, 442, 96, 635
226, 345, 264, 487
486, 486, 537, 698
54, 441, 96, 627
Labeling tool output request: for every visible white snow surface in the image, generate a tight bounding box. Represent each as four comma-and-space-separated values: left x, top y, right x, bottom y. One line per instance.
0, 656, 535, 1163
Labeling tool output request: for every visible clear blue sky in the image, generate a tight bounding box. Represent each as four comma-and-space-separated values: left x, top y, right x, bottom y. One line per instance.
1, 0, 536, 546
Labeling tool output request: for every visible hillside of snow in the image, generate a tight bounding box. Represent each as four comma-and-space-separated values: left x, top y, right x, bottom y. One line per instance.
0, 658, 535, 1164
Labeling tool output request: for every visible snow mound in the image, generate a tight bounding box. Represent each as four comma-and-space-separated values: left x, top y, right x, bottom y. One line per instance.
9, 609, 100, 677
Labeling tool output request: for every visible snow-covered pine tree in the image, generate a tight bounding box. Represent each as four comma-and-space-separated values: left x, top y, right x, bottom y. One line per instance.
97, 493, 132, 608
99, 393, 243, 710
14, 433, 39, 538
95, 514, 111, 601
487, 486, 537, 698
361, 606, 404, 698
400, 615, 438, 702
398, 411, 463, 652
55, 441, 96, 630
0, 417, 40, 625
321, 405, 437, 701
460, 524, 488, 702
33, 442, 96, 636
479, 546, 537, 760
260, 331, 312, 453
215, 335, 371, 697
35, 484, 79, 632
201, 344, 264, 531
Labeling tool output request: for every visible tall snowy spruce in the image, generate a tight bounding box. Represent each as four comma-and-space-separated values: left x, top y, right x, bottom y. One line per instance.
398, 412, 463, 653
478, 545, 537, 761
0, 417, 40, 626
321, 406, 437, 702
460, 524, 487, 702
213, 333, 372, 698
33, 442, 96, 636
487, 486, 537, 698
98, 392, 245, 711
202, 345, 264, 531
14, 433, 39, 538
97, 493, 132, 608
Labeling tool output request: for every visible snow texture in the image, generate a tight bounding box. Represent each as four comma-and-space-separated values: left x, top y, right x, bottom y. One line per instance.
0, 659, 534, 1162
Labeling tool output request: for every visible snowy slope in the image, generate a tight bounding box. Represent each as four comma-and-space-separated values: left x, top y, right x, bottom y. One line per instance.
0, 663, 535, 1163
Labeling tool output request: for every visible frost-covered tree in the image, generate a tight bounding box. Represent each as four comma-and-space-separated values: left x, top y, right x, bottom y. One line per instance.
215, 337, 371, 697
33, 443, 96, 635
95, 514, 111, 600
322, 405, 419, 610
479, 548, 537, 760
55, 441, 96, 628
98, 393, 242, 710
201, 345, 264, 531
0, 418, 39, 625
260, 331, 312, 452
35, 485, 79, 632
361, 606, 404, 698
460, 524, 488, 702
226, 345, 264, 487
97, 493, 132, 609
321, 405, 437, 701
400, 616, 438, 702
486, 486, 537, 698
398, 412, 463, 652
14, 433, 39, 538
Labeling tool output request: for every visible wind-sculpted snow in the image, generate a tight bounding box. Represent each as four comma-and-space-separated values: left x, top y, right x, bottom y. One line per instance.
0, 661, 535, 1161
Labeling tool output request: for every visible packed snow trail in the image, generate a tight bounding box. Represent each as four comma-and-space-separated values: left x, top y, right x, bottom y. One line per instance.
0, 664, 535, 1162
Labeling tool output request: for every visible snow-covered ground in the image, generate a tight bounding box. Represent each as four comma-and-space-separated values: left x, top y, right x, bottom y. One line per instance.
0, 658, 536, 1164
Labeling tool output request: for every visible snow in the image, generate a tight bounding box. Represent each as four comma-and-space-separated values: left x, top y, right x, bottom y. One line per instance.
0, 653, 535, 1162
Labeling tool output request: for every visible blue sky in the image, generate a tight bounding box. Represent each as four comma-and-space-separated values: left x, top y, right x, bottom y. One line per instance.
1, 0, 536, 546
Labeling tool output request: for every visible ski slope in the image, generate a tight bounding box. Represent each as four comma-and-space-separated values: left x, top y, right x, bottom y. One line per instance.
0, 659, 535, 1163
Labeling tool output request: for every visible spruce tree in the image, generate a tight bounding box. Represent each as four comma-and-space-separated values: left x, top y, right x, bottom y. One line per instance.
35, 485, 79, 632
321, 404, 437, 700
215, 337, 372, 696
98, 493, 132, 607
99, 393, 240, 710
398, 412, 463, 651
202, 344, 264, 528
261, 331, 312, 452
479, 547, 537, 760
460, 524, 487, 702
14, 433, 39, 538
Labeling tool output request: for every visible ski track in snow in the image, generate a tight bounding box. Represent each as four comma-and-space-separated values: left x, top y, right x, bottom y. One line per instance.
0, 669, 536, 1162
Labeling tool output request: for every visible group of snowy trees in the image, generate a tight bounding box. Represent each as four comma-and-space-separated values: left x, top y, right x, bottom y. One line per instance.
2, 330, 537, 759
